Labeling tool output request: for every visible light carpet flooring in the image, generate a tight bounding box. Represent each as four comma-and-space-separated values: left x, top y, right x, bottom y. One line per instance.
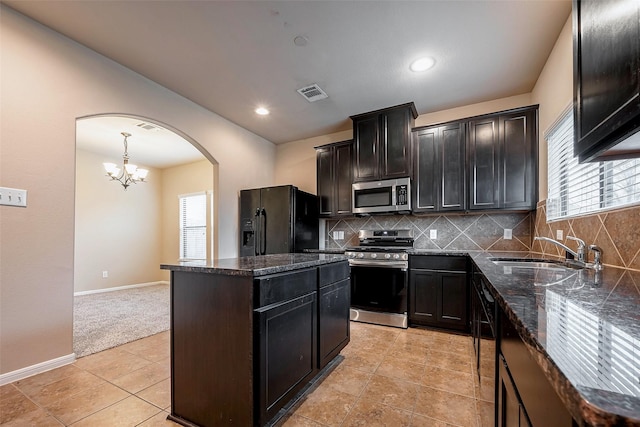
2, 322, 494, 426
73, 284, 170, 358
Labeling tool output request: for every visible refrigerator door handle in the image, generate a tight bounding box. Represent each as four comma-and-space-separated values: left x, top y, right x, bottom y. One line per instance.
254, 208, 261, 256
260, 208, 267, 255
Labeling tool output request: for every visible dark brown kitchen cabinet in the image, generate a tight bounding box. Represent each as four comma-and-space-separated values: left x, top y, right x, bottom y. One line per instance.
413, 122, 466, 212
498, 307, 574, 427
255, 291, 317, 425
498, 355, 531, 427
316, 140, 352, 217
351, 103, 418, 182
318, 262, 350, 368
468, 106, 537, 211
409, 255, 469, 332
573, 0, 640, 162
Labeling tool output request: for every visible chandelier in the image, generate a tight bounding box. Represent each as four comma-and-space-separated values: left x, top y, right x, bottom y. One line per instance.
103, 132, 149, 190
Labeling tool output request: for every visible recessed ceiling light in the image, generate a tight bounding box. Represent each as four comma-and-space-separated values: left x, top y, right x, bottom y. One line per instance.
410, 57, 436, 72
255, 107, 270, 116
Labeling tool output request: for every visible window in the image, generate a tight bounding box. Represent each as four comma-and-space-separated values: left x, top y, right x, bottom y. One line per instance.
179, 192, 208, 260
546, 107, 640, 220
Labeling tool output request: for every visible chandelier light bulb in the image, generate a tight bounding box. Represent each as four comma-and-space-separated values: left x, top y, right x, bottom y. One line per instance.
103, 132, 149, 190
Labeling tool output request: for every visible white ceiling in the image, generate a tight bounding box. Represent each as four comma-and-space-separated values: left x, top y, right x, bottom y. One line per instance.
76, 116, 205, 169
5, 0, 572, 146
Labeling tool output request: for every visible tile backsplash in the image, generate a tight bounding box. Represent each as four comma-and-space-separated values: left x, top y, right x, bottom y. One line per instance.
532, 200, 640, 270
325, 212, 532, 252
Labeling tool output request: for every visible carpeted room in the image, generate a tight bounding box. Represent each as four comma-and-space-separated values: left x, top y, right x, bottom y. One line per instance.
73, 116, 214, 358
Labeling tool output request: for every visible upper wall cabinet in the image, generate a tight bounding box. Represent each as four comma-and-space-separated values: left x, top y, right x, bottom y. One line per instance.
413, 122, 466, 212
468, 106, 538, 211
316, 140, 353, 218
573, 0, 640, 162
351, 103, 418, 182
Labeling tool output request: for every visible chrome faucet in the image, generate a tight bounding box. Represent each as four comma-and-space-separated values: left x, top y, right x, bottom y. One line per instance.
535, 236, 586, 263
534, 236, 603, 270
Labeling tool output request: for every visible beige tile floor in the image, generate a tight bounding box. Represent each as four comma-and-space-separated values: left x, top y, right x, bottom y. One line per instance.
0, 322, 494, 427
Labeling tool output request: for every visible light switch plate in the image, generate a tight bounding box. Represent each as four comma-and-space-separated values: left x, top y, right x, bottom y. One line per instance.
503, 229, 512, 240
333, 230, 344, 240
0, 187, 27, 207
430, 229, 437, 239
556, 229, 563, 240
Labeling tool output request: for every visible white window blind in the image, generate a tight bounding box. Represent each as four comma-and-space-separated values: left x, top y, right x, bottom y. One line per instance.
546, 108, 640, 220
179, 193, 207, 260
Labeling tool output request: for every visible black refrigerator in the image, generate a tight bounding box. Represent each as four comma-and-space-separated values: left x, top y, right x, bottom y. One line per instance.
239, 185, 319, 256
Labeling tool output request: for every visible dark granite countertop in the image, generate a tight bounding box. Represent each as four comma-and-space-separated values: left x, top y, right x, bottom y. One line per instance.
303, 248, 346, 254
470, 252, 640, 426
161, 253, 348, 277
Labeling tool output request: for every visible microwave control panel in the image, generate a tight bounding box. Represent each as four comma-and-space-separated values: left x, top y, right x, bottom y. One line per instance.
397, 185, 408, 206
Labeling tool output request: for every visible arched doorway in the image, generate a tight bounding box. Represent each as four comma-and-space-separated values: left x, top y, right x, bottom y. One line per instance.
73, 114, 217, 357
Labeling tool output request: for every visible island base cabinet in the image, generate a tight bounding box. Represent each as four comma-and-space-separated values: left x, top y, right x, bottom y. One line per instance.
255, 292, 318, 426
318, 278, 350, 368
170, 272, 254, 427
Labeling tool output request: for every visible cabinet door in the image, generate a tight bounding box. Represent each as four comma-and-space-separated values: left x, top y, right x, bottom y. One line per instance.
335, 142, 353, 215
574, 0, 640, 162
354, 115, 379, 181
498, 357, 523, 427
500, 110, 536, 210
413, 127, 438, 212
255, 292, 317, 425
316, 147, 334, 216
440, 123, 466, 211
469, 117, 500, 210
318, 278, 350, 368
382, 108, 412, 178
409, 270, 438, 326
438, 271, 468, 330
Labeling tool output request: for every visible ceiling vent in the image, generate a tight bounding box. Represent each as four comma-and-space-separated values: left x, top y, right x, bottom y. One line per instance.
136, 122, 161, 131
297, 84, 329, 102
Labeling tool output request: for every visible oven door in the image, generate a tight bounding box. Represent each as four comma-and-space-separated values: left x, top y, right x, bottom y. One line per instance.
349, 264, 408, 328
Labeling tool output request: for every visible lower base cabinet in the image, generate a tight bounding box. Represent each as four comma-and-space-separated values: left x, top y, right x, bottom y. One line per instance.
409, 255, 469, 331
498, 308, 574, 427
255, 292, 318, 425
318, 277, 350, 368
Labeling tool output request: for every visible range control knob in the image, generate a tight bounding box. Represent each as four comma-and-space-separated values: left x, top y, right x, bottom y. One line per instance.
402, 254, 408, 260
370, 253, 377, 259
357, 253, 365, 259
394, 254, 400, 259
385, 254, 391, 259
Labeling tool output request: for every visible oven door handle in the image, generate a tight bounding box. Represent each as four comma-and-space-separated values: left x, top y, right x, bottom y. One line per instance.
349, 261, 408, 270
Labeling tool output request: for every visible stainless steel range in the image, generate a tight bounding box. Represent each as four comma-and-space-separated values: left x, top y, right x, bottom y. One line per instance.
346, 229, 414, 328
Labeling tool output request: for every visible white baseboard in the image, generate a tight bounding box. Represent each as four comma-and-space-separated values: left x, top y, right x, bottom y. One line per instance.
74, 281, 169, 296
0, 353, 76, 386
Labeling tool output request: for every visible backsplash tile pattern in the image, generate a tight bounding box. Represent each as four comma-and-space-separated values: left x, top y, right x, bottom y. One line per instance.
532, 200, 640, 270
325, 212, 532, 252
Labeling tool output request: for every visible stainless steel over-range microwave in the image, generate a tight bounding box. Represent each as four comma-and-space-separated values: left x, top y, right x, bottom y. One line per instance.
352, 177, 411, 214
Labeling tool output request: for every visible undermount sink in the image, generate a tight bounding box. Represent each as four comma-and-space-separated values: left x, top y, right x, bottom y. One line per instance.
488, 257, 582, 270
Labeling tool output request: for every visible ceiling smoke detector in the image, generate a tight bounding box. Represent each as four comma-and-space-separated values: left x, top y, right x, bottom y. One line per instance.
297, 84, 329, 103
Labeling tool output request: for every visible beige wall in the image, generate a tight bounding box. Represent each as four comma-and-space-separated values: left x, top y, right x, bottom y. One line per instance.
531, 15, 573, 200
161, 160, 215, 272
74, 149, 164, 293
1, 6, 275, 376
275, 130, 352, 195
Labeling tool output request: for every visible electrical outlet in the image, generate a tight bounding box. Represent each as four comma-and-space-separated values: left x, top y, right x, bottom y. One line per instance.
556, 229, 563, 240
430, 229, 437, 239
102, 271, 108, 278
503, 228, 512, 240
0, 187, 27, 207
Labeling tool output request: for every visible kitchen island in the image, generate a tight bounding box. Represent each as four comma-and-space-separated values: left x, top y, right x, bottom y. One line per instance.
161, 253, 350, 427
